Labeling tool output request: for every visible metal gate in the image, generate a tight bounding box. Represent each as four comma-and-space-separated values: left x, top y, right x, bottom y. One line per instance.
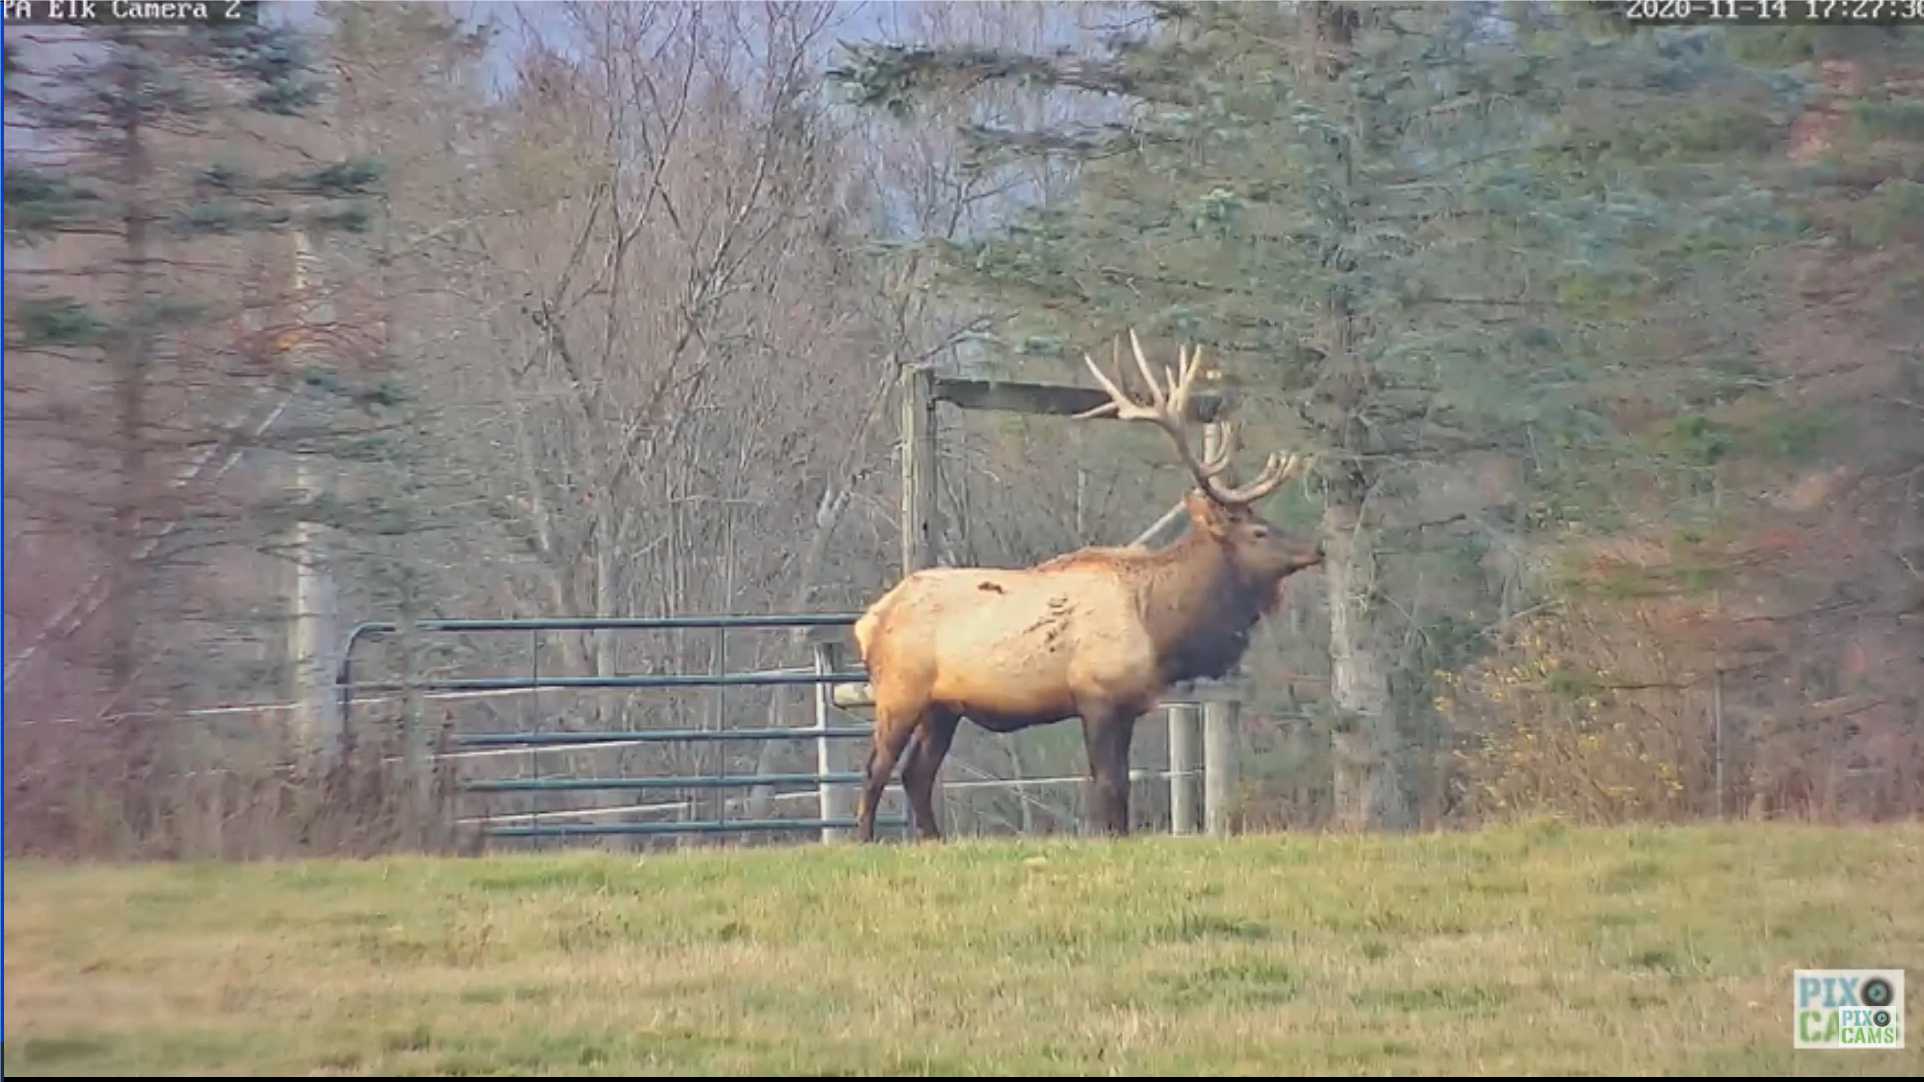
332, 614, 908, 844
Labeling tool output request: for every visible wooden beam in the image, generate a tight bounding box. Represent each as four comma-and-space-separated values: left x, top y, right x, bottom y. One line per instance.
932, 376, 1229, 422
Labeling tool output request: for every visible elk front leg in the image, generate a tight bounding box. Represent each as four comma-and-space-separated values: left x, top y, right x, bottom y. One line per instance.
1081, 707, 1138, 837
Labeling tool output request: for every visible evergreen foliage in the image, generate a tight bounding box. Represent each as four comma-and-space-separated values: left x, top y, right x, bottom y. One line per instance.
3, 11, 392, 757
837, 3, 1805, 483
832, 1, 1817, 826
4, 19, 385, 325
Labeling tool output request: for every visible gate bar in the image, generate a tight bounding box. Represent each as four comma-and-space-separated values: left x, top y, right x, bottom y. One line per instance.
343, 670, 868, 694
484, 816, 904, 838
343, 614, 859, 639
454, 725, 876, 746
465, 772, 866, 792
334, 614, 863, 724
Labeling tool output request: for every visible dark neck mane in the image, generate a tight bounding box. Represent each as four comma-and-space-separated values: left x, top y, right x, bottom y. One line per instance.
1133, 532, 1269, 685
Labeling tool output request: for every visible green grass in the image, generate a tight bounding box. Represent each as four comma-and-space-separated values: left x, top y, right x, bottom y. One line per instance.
5, 821, 1923, 1075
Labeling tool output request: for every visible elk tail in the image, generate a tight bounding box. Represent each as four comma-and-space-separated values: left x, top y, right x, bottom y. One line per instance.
853, 578, 911, 670
853, 603, 882, 665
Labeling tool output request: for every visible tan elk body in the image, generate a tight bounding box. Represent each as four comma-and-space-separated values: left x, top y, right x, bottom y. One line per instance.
852, 331, 1323, 841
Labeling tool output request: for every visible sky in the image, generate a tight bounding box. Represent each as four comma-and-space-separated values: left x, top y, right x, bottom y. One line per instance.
3, 0, 906, 159
270, 0, 905, 94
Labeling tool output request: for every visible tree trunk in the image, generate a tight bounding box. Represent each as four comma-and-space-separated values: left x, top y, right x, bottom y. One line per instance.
111, 52, 156, 781
592, 495, 619, 728
1323, 499, 1410, 831
740, 363, 896, 817
743, 483, 852, 818
500, 376, 593, 678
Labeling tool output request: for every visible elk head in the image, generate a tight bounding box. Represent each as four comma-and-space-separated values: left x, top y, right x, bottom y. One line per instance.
1078, 329, 1323, 583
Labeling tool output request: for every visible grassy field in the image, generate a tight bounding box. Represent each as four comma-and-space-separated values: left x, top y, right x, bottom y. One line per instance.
5, 821, 1922, 1075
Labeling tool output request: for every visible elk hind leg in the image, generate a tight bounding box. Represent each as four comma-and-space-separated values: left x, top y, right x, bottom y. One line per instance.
900, 708, 959, 841
856, 703, 919, 843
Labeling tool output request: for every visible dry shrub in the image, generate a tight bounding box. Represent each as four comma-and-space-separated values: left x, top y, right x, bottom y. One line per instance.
1442, 502, 1924, 826
1440, 596, 1711, 826
3, 705, 470, 862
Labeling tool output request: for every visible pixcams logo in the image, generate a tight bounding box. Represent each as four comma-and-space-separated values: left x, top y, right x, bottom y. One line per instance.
1794, 969, 1904, 1050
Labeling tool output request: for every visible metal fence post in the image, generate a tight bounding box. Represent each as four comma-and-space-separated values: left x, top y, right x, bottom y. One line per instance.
1167, 703, 1201, 835
814, 640, 852, 842
1203, 700, 1239, 838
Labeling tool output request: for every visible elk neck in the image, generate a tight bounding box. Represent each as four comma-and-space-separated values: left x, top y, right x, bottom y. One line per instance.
1135, 530, 1270, 685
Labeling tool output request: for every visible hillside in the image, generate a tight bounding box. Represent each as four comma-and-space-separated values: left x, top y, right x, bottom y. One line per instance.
6, 823, 1921, 1075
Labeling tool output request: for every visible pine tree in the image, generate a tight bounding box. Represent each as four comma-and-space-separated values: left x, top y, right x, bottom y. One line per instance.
4, 14, 385, 815
832, 1, 1810, 828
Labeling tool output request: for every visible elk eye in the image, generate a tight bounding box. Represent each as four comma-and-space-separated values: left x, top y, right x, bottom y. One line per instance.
1251, 527, 1269, 538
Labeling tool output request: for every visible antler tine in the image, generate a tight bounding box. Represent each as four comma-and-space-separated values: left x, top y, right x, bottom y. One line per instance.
1127, 328, 1170, 410
1211, 450, 1312, 505
1075, 352, 1138, 421
1198, 418, 1236, 478
1077, 328, 1221, 495
1080, 329, 1309, 506
1165, 336, 1210, 428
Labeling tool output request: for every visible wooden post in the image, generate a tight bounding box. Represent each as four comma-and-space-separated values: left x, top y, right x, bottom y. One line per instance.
900, 365, 937, 576
815, 640, 852, 842
1168, 703, 1201, 835
1712, 664, 1725, 820
1710, 480, 1725, 820
1203, 700, 1240, 837
1199, 420, 1236, 838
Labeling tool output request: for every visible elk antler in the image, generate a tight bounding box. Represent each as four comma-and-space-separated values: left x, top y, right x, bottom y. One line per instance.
1077, 329, 1222, 493
1077, 329, 1305, 506
1220, 449, 1311, 504
1202, 421, 1310, 503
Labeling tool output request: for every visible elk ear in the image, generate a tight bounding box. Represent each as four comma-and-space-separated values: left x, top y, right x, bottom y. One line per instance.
1185, 490, 1233, 539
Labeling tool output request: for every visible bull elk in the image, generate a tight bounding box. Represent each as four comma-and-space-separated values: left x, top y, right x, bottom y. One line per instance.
851, 330, 1322, 842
